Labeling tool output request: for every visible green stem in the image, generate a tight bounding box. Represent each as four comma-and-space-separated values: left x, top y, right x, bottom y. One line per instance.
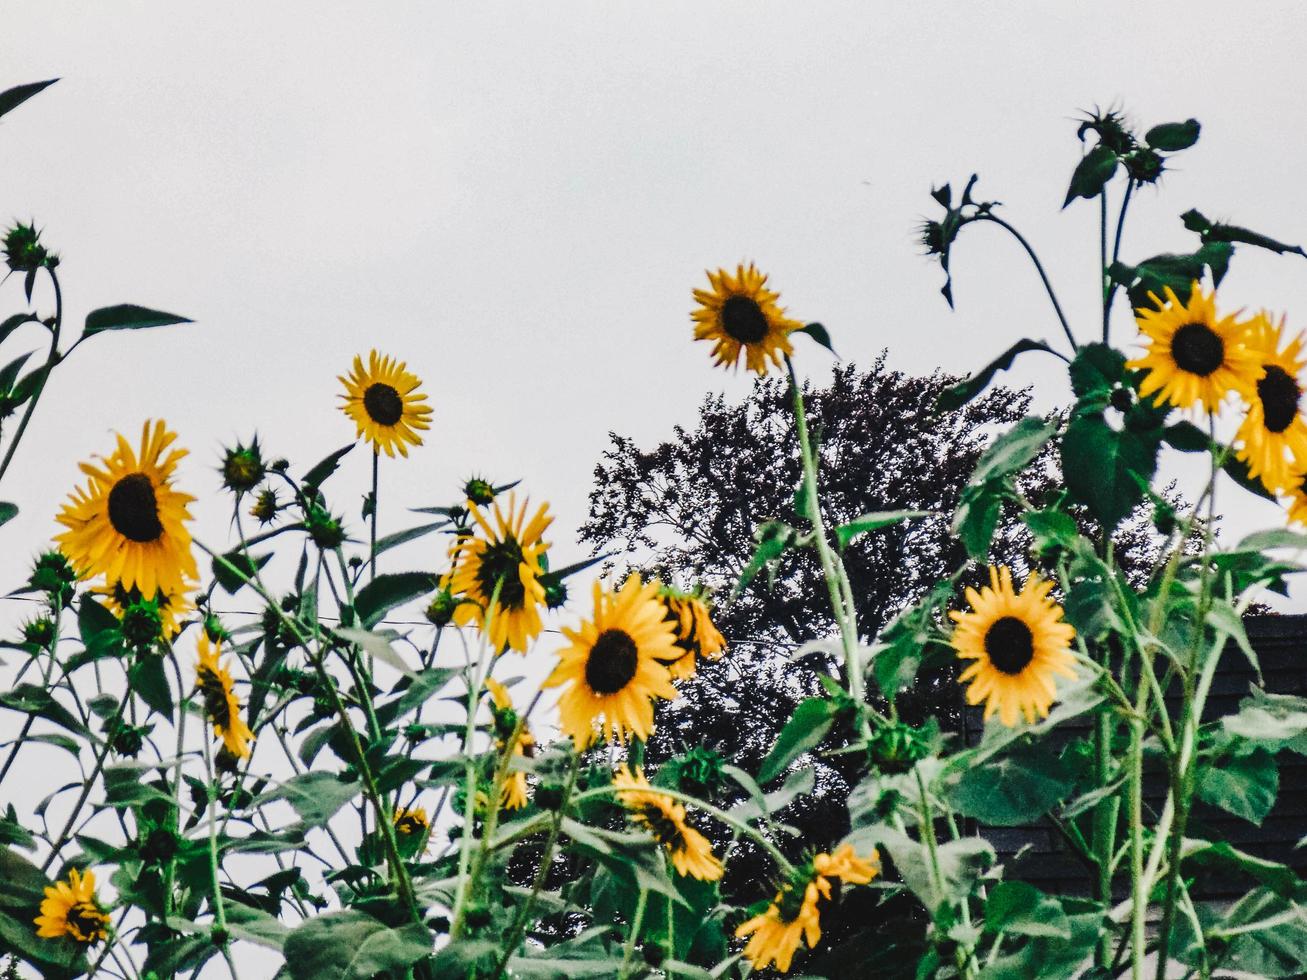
369, 449, 379, 582
201, 734, 229, 939
41, 695, 125, 871
976, 214, 1076, 353
620, 889, 650, 980
1128, 713, 1146, 980
0, 267, 61, 486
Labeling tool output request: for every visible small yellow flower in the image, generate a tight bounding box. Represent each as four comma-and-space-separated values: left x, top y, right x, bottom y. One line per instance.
195, 634, 254, 760
543, 575, 680, 749
34, 867, 109, 945
55, 420, 198, 599
655, 585, 727, 681
394, 807, 429, 837
612, 767, 723, 880
949, 566, 1078, 727
485, 677, 534, 810
692, 263, 802, 375
338, 350, 433, 458
1234, 312, 1307, 493
1126, 282, 1258, 412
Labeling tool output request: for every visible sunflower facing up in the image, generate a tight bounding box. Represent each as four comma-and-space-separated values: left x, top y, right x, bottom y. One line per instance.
34, 867, 109, 945
195, 634, 254, 760
692, 263, 802, 375
612, 767, 723, 880
1234, 312, 1307, 493
544, 575, 680, 748
485, 677, 535, 810
655, 584, 727, 681
949, 566, 1078, 728
736, 844, 879, 973
338, 350, 433, 458
1127, 282, 1258, 412
55, 420, 198, 599
446, 494, 553, 654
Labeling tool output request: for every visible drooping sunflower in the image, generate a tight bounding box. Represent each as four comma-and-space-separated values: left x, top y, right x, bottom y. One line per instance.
338, 350, 433, 458
485, 677, 534, 810
543, 575, 680, 748
34, 867, 109, 945
949, 566, 1078, 728
655, 584, 727, 681
55, 420, 198, 599
394, 807, 429, 837
93, 579, 195, 641
447, 494, 553, 654
612, 767, 723, 880
1126, 282, 1258, 411
195, 634, 254, 760
735, 844, 878, 973
1234, 312, 1307, 493
692, 263, 802, 375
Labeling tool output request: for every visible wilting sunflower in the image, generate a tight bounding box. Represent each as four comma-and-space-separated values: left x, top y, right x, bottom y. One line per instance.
394, 807, 429, 837
1127, 282, 1258, 411
485, 677, 534, 810
544, 575, 680, 748
612, 767, 723, 880
1234, 312, 1307, 493
655, 584, 727, 681
195, 634, 254, 760
34, 867, 109, 945
338, 350, 433, 458
93, 580, 195, 641
447, 494, 553, 654
949, 566, 1077, 728
692, 263, 802, 375
55, 420, 198, 599
736, 844, 878, 973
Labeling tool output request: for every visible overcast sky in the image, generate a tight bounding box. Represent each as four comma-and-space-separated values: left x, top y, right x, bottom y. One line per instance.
3, 3, 1307, 973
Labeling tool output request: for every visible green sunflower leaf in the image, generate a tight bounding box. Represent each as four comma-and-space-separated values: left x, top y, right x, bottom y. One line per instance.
1061, 412, 1160, 528
1183, 208, 1307, 258
1063, 143, 1118, 208
0, 503, 15, 528
835, 510, 930, 549
758, 697, 838, 784
983, 881, 1071, 939
946, 739, 1076, 825
352, 571, 436, 629
0, 313, 39, 347
301, 443, 354, 490
211, 549, 273, 594
937, 339, 1054, 412
1145, 118, 1200, 152
0, 79, 58, 120
736, 520, 796, 595
1223, 451, 1277, 502
281, 910, 432, 980
1197, 745, 1278, 826
0, 351, 34, 395
797, 322, 836, 355
82, 304, 192, 339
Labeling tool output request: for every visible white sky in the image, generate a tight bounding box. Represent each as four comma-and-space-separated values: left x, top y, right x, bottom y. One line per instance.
3, 3, 1307, 974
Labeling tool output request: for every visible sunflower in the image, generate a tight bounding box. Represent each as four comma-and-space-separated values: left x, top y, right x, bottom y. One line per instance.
195, 634, 254, 760
949, 566, 1078, 728
338, 350, 433, 458
485, 677, 534, 810
55, 420, 198, 599
93, 580, 195, 641
1126, 282, 1258, 412
1233, 312, 1307, 493
447, 494, 553, 654
692, 263, 802, 375
736, 845, 878, 973
34, 867, 109, 945
394, 807, 429, 837
543, 574, 680, 748
655, 585, 727, 681
612, 767, 723, 880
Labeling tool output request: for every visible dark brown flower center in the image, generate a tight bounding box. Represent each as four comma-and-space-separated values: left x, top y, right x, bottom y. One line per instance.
1170, 322, 1224, 377
66, 901, 106, 942
720, 295, 769, 345
1258, 364, 1301, 434
641, 805, 685, 849
983, 616, 1035, 675
396, 814, 425, 835
107, 473, 164, 543
198, 668, 232, 729
363, 382, 404, 426
475, 538, 527, 610
585, 628, 639, 694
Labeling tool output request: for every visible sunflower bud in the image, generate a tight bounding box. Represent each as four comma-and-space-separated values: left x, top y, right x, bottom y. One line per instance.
463, 477, 496, 506
542, 578, 568, 610
270, 458, 290, 473
215, 747, 241, 774
1124, 147, 1164, 184
120, 597, 164, 650
867, 722, 931, 775
220, 438, 266, 494
668, 745, 727, 800
920, 220, 948, 256
424, 589, 459, 626
28, 551, 76, 608
1077, 108, 1136, 156
304, 504, 346, 549
139, 827, 179, 865
20, 616, 55, 648
112, 725, 146, 758
250, 488, 280, 526
203, 613, 229, 644
2, 222, 51, 273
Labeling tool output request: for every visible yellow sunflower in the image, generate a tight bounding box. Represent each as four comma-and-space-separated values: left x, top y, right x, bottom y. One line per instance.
34, 867, 109, 945
195, 634, 254, 760
1283, 468, 1307, 526
92, 579, 195, 641
485, 677, 534, 810
655, 585, 727, 681
543, 574, 680, 748
736, 845, 878, 973
612, 767, 723, 880
1126, 282, 1258, 412
447, 494, 553, 654
692, 263, 802, 375
338, 350, 433, 458
55, 420, 198, 599
394, 806, 429, 837
949, 566, 1078, 728
1234, 312, 1307, 493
